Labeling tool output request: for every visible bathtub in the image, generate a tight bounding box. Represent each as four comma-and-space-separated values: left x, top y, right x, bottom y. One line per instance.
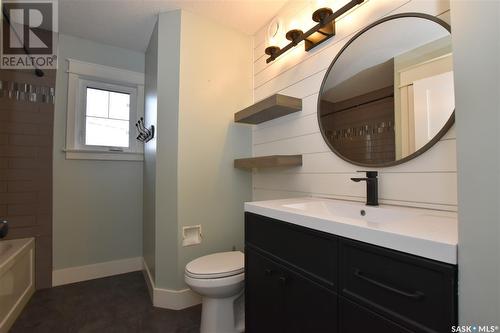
0, 238, 35, 333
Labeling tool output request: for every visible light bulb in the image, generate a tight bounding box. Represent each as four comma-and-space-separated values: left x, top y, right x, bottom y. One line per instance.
288, 20, 300, 31
316, 0, 330, 9
268, 36, 277, 46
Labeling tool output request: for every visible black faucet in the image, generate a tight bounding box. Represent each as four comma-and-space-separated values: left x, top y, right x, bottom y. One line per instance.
351, 171, 378, 206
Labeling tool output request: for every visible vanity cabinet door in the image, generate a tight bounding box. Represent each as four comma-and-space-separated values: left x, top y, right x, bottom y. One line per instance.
246, 247, 285, 333
340, 297, 414, 333
282, 263, 338, 333
246, 247, 338, 333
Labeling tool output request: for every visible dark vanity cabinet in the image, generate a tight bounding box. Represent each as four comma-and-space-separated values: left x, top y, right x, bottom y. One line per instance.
245, 212, 458, 333
246, 248, 338, 333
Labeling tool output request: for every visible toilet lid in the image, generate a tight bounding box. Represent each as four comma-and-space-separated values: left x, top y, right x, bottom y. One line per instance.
185, 251, 244, 279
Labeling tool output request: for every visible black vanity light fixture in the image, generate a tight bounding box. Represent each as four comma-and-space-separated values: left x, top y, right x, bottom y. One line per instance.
264, 0, 364, 63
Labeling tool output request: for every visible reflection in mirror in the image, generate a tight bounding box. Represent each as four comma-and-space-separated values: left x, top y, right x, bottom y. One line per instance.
319, 15, 454, 166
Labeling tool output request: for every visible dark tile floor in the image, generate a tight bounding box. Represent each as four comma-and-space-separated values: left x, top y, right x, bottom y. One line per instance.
10, 272, 201, 333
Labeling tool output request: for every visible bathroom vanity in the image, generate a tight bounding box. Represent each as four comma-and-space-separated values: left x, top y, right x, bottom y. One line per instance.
244, 198, 457, 333
244, 12, 458, 333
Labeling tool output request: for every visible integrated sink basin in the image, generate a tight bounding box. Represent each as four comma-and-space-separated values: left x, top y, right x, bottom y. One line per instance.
244, 197, 457, 264
282, 200, 420, 224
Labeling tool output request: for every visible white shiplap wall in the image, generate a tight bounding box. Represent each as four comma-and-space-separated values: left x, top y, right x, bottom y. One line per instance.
251, 0, 456, 211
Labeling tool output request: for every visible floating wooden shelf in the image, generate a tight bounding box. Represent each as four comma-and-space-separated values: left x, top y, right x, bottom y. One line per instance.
234, 155, 303, 169
234, 94, 302, 124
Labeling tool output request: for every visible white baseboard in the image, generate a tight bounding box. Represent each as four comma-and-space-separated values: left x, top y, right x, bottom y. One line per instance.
52, 257, 143, 287
52, 257, 200, 310
143, 259, 201, 310
142, 264, 154, 301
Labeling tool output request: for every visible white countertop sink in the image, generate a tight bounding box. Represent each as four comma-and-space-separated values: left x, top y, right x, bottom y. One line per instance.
244, 197, 458, 264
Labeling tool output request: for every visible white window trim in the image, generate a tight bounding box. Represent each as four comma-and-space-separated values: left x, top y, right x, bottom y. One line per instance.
77, 80, 138, 151
65, 58, 145, 161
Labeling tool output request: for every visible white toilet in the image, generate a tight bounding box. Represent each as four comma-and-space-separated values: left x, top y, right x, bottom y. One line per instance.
185, 251, 245, 333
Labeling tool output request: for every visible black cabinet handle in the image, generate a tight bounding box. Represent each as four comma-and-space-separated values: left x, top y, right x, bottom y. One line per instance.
264, 268, 273, 276
278, 276, 288, 285
353, 269, 424, 300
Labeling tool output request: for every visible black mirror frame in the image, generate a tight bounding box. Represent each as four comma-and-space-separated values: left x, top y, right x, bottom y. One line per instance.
317, 12, 454, 168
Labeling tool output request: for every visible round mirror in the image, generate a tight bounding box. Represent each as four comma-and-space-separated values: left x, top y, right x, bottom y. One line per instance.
318, 14, 454, 167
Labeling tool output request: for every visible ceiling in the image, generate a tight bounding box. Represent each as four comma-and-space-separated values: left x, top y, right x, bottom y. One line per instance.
58, 0, 290, 52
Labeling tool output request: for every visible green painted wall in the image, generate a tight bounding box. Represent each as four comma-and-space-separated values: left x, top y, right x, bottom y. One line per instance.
53, 34, 144, 269
155, 10, 182, 289
143, 23, 159, 280
175, 10, 253, 288
452, 0, 500, 323
142, 10, 253, 290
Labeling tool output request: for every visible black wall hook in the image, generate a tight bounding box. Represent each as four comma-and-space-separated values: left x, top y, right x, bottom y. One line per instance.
135, 117, 154, 143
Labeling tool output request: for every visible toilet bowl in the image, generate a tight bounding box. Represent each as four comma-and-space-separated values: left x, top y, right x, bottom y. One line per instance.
185, 251, 245, 333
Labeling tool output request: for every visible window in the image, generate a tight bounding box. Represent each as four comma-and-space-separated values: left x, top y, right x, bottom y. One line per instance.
85, 88, 130, 148
77, 80, 137, 151
65, 59, 144, 161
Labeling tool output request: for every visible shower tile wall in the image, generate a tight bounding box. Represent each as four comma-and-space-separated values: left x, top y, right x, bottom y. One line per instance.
0, 69, 55, 289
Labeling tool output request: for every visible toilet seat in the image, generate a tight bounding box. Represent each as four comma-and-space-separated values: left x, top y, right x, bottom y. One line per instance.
185, 271, 245, 289
185, 251, 244, 279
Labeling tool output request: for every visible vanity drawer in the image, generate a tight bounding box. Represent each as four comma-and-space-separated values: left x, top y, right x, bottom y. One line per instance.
340, 239, 457, 333
245, 212, 338, 288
